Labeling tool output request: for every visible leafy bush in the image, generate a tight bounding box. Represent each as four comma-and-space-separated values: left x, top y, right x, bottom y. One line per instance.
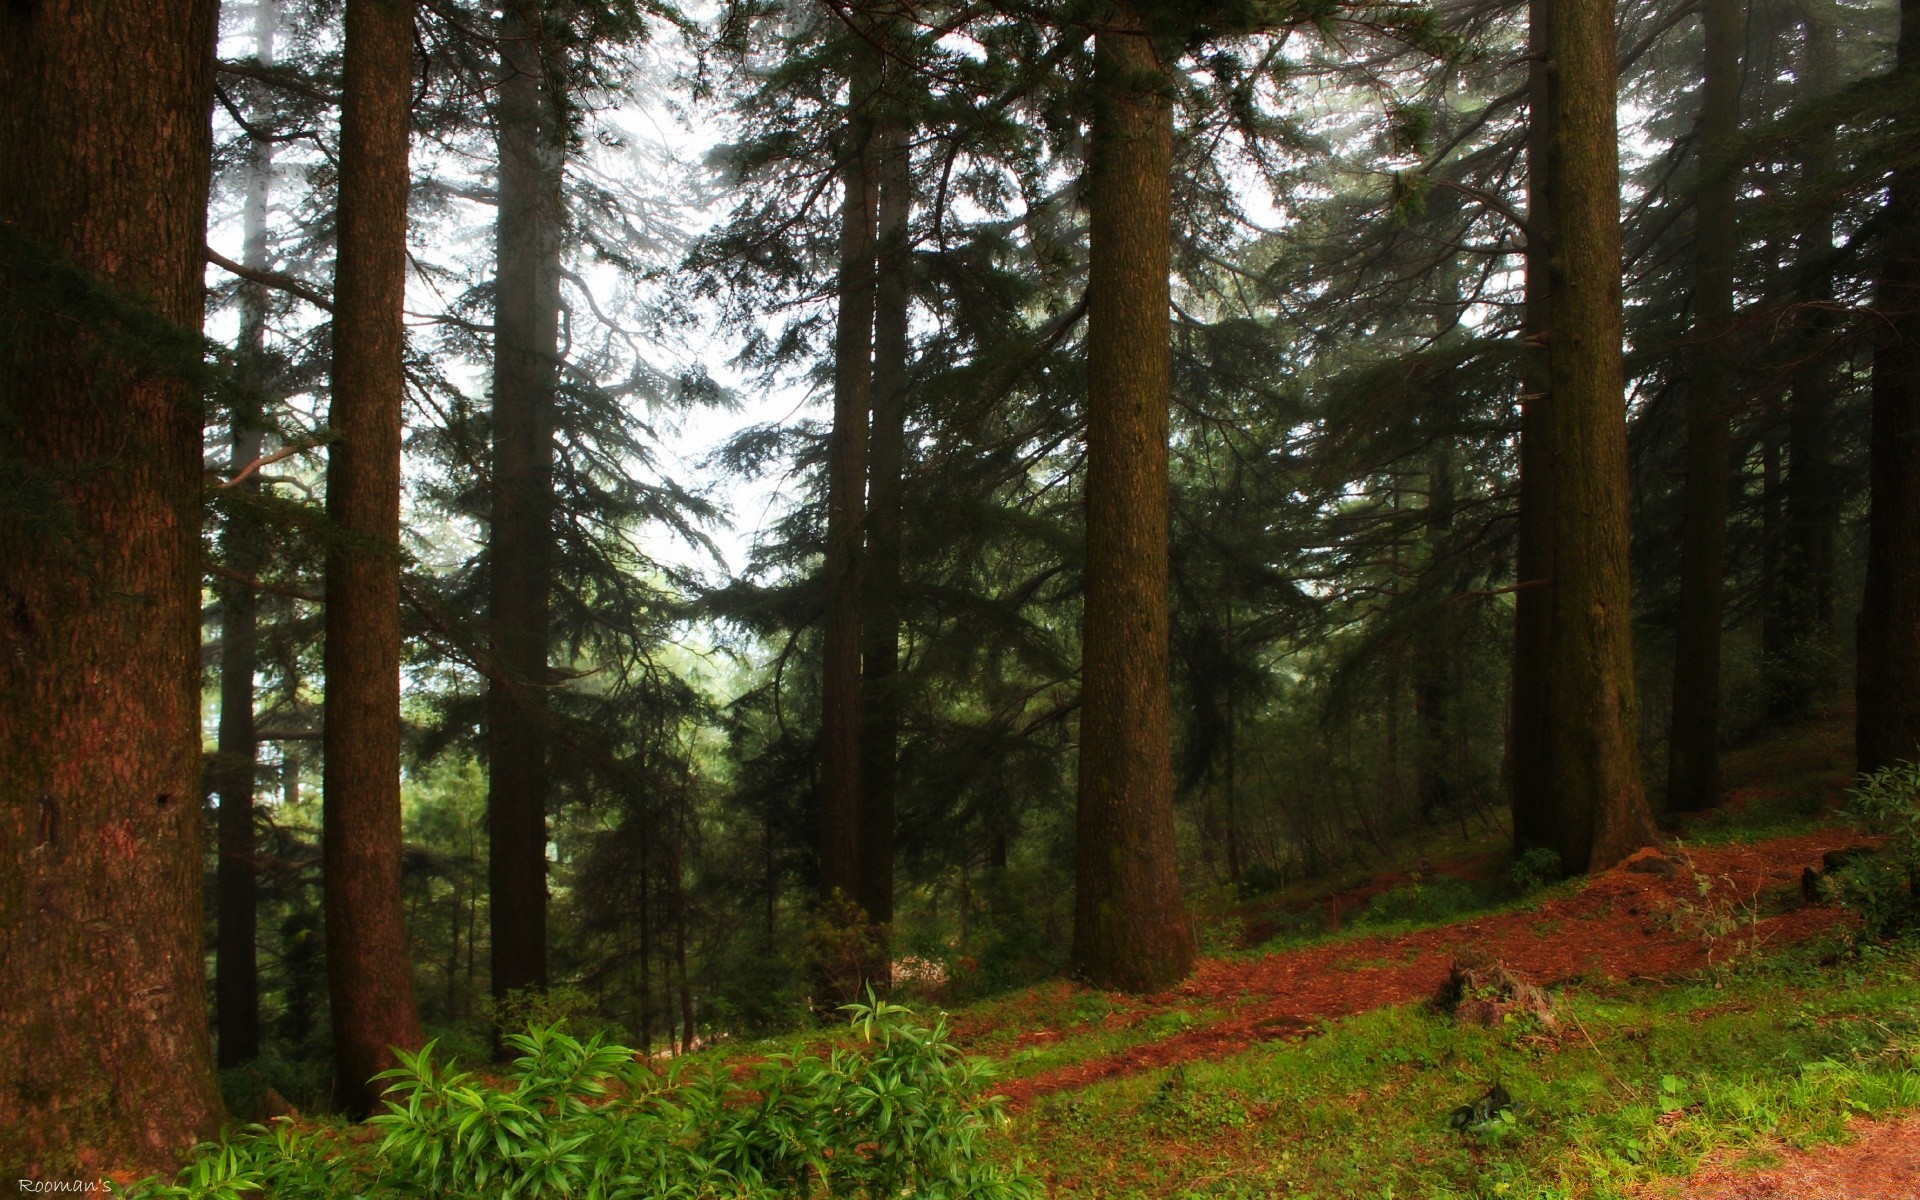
1831, 761, 1920, 938
124, 998, 1036, 1200
1353, 876, 1486, 928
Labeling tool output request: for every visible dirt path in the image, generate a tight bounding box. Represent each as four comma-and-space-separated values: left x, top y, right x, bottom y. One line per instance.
1638, 1112, 1920, 1198
981, 831, 1862, 1110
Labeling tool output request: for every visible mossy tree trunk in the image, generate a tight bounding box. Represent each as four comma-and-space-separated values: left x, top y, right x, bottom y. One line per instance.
0, 0, 224, 1173
1667, 0, 1743, 812
1071, 15, 1196, 993
1543, 0, 1658, 870
324, 0, 425, 1116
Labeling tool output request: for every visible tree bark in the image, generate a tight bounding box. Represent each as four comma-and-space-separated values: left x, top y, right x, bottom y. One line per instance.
819, 26, 879, 984
1858, 0, 1920, 773
1071, 16, 1196, 993
324, 0, 424, 1116
215, 0, 281, 1073
1544, 0, 1658, 869
1667, 0, 1743, 812
0, 0, 223, 1173
860, 104, 910, 957
488, 1, 562, 1026
1510, 0, 1558, 857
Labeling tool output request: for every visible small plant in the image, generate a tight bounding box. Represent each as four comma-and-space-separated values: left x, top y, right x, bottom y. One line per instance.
1508, 846, 1562, 895
1830, 761, 1920, 938
124, 999, 1036, 1200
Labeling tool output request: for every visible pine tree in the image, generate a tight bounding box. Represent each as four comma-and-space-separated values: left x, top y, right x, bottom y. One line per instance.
0, 0, 224, 1171
1857, 0, 1920, 773
1667, 0, 1744, 811
323, 0, 426, 1115
1071, 10, 1196, 993
1543, 0, 1658, 870
488, 0, 566, 1022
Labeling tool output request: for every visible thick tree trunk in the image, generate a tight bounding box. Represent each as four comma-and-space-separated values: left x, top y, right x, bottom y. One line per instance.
1071, 17, 1196, 993
819, 29, 879, 983
488, 3, 562, 1024
1511, 0, 1558, 857
1858, 0, 1920, 773
1667, 0, 1743, 812
215, 0, 281, 1074
1774, 13, 1840, 720
0, 0, 223, 1173
324, 0, 424, 1116
860, 108, 910, 956
1544, 0, 1658, 870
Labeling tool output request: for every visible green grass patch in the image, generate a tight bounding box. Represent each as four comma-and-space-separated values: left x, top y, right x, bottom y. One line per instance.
1005, 940, 1920, 1199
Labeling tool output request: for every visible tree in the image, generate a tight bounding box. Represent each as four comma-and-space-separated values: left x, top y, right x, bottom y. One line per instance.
1857, 0, 1920, 775
488, 0, 565, 1021
1667, 0, 1744, 811
1071, 11, 1196, 993
215, 0, 284, 1071
324, 0, 425, 1115
1542, 0, 1658, 869
818, 16, 881, 992
0, 0, 224, 1172
860, 80, 913, 950
1511, 0, 1558, 856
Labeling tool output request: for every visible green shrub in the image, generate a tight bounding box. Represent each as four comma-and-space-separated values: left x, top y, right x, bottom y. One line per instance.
1831, 761, 1920, 938
1353, 876, 1485, 928
124, 998, 1036, 1200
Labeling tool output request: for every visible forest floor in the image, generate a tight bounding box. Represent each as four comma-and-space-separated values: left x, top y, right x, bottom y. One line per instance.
926, 714, 1920, 1198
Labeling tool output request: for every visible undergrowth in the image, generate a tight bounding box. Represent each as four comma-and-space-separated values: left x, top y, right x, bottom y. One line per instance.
126, 998, 1035, 1200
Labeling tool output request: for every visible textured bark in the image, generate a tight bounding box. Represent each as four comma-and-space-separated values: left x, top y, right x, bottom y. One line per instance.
215, 1, 280, 1071
1858, 0, 1920, 773
1071, 18, 1196, 993
488, 3, 562, 1022
1544, 0, 1658, 870
1510, 0, 1558, 857
1667, 0, 1743, 811
0, 0, 223, 1174
860, 111, 910, 948
1773, 11, 1840, 721
324, 0, 424, 1116
819, 35, 878, 935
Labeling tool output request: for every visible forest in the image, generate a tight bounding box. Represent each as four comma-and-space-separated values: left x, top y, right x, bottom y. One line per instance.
3, 0, 1920, 1193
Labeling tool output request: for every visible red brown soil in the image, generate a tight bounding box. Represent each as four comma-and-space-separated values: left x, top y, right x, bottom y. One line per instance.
1637, 1112, 1920, 1198
980, 830, 1865, 1111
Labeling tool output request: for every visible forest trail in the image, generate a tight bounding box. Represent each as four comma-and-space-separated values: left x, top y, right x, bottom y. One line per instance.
968, 829, 1863, 1111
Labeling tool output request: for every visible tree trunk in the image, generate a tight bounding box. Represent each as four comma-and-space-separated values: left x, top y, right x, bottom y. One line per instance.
819, 25, 879, 991
324, 0, 424, 1117
1416, 447, 1457, 824
1510, 0, 1558, 857
1858, 0, 1920, 773
215, 0, 280, 1073
1544, 0, 1658, 870
1667, 0, 1743, 812
1071, 16, 1196, 993
0, 0, 223, 1172
488, 2, 562, 1027
860, 104, 910, 961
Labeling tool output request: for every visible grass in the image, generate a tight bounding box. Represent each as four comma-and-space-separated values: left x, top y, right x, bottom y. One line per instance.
996, 938, 1920, 1199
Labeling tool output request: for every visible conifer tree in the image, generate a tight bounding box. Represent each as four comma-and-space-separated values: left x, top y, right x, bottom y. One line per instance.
324, 0, 426, 1114
0, 0, 224, 1171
